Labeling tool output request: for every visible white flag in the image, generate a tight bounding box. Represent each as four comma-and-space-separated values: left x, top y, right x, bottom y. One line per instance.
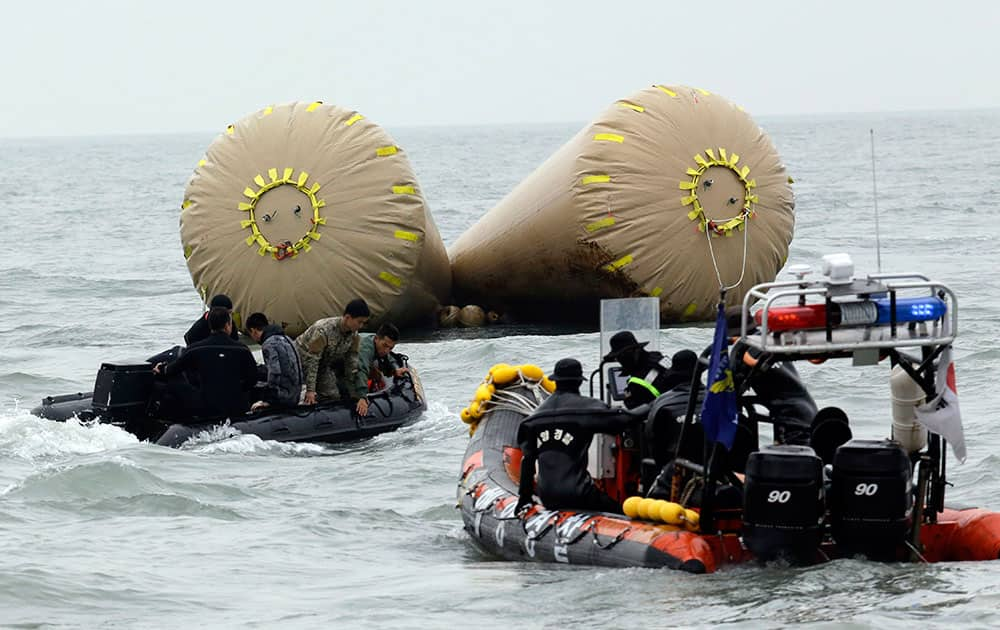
914, 346, 966, 463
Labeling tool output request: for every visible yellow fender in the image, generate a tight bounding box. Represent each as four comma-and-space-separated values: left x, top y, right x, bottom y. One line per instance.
491, 365, 520, 386
469, 400, 483, 419
520, 364, 544, 381
540, 378, 556, 393
683, 508, 700, 531
474, 384, 493, 403
460, 407, 474, 423
658, 501, 686, 526
622, 496, 642, 518
637, 498, 659, 521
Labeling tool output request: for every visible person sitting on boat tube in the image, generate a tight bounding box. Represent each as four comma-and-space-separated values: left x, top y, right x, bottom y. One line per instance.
515, 358, 640, 515
184, 294, 239, 346
152, 306, 258, 421
295, 298, 370, 416
354, 323, 409, 394
244, 313, 304, 411
604, 331, 673, 409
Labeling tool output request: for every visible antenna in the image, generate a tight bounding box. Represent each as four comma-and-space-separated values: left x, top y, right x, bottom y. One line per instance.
870, 129, 882, 272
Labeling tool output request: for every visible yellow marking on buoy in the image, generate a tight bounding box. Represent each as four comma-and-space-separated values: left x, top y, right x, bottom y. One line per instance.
376, 145, 398, 157
309, 182, 321, 194
687, 209, 700, 220
651, 287, 663, 297
345, 113, 363, 126
226, 124, 234, 135
581, 174, 611, 185
740, 166, 750, 179
283, 167, 293, 181
254, 174, 266, 187
603, 254, 633, 271
268, 168, 278, 182
197, 158, 207, 167
240, 219, 253, 229
297, 172, 309, 186
729, 153, 740, 166
693, 154, 708, 167
679, 181, 697, 190
263, 106, 273, 115
747, 179, 757, 189
594, 133, 624, 143
257, 244, 269, 256
705, 148, 717, 162
379, 271, 402, 287
586, 217, 615, 232
245, 235, 256, 246
181, 199, 192, 210
306, 101, 323, 112
394, 230, 418, 241
306, 231, 321, 240
686, 168, 700, 176
681, 195, 696, 206
243, 187, 257, 199
696, 87, 711, 95
238, 202, 253, 211
683, 302, 698, 318
183, 245, 192, 259
655, 85, 677, 97
616, 101, 644, 112
392, 185, 416, 195
719, 147, 728, 162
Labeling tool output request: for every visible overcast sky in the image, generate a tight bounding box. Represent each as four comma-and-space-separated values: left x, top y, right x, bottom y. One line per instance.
2, 0, 997, 137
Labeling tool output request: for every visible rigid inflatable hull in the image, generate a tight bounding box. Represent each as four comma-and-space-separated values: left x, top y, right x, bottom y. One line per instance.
459, 396, 1000, 571
33, 375, 426, 448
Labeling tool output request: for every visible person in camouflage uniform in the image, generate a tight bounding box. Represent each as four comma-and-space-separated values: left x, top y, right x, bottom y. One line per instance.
295, 298, 371, 415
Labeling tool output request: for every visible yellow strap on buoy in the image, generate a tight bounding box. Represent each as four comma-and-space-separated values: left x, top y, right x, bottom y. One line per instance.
306, 101, 323, 112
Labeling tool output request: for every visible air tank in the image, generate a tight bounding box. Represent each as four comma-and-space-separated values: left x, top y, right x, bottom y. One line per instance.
449, 85, 795, 324
180, 101, 451, 336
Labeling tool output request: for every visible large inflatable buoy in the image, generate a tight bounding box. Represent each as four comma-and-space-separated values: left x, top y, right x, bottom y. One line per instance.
180, 101, 451, 336
449, 85, 795, 324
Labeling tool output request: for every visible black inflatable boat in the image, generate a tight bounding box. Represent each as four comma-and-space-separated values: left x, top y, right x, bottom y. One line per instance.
32, 358, 427, 448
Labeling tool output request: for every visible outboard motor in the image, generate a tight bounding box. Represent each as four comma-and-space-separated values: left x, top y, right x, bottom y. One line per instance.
92, 362, 155, 422
742, 444, 825, 563
829, 439, 913, 560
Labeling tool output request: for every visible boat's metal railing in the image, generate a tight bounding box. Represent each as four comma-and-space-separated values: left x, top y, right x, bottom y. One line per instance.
738, 272, 957, 357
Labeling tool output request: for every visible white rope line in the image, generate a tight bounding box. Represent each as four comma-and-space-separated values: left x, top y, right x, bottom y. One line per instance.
704, 210, 750, 292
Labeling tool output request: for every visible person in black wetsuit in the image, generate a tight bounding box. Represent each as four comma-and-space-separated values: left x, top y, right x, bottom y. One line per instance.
184, 294, 240, 346
730, 335, 817, 446
515, 358, 640, 514
604, 331, 674, 409
153, 306, 258, 421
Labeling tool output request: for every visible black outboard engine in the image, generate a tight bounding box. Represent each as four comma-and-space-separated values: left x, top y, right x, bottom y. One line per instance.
742, 444, 825, 563
829, 439, 913, 560
92, 362, 154, 423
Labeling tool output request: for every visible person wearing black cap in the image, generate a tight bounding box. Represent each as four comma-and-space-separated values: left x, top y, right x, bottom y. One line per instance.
604, 331, 674, 409
730, 328, 816, 446
295, 298, 371, 416
515, 358, 640, 514
152, 306, 258, 420
184, 294, 240, 346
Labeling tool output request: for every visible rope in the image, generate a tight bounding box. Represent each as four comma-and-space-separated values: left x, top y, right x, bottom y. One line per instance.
704, 208, 750, 291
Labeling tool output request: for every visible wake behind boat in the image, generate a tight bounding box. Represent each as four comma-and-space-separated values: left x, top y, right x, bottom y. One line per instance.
32, 355, 426, 448
457, 256, 1000, 571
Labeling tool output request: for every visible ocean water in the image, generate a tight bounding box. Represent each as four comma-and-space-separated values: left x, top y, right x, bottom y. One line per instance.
2, 109, 1000, 628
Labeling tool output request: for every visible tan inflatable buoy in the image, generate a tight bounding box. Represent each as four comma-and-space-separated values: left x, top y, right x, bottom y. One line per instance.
180, 101, 451, 336
458, 305, 486, 327
449, 85, 795, 324
438, 305, 461, 328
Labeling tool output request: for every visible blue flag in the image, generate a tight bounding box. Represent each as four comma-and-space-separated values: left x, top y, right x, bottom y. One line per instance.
701, 303, 739, 449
